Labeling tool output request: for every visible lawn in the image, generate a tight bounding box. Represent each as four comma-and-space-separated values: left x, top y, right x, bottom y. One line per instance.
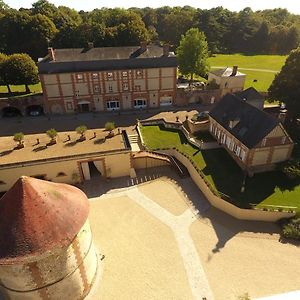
208, 54, 287, 92
0, 83, 42, 97
140, 125, 300, 213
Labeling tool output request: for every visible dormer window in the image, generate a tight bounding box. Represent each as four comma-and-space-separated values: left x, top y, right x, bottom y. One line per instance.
229, 119, 240, 129
136, 70, 143, 78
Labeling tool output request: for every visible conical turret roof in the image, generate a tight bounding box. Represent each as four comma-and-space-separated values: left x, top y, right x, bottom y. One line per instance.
0, 176, 89, 264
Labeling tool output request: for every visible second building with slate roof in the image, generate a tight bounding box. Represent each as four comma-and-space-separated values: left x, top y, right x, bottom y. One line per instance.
209, 93, 294, 174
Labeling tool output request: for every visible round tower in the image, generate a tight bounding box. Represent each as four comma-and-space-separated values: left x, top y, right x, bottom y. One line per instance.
0, 176, 98, 300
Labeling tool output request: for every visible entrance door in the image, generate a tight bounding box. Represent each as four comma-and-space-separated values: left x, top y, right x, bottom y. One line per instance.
78, 103, 90, 113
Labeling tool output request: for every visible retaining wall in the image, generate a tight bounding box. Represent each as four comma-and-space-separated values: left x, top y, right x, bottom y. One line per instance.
161, 149, 295, 222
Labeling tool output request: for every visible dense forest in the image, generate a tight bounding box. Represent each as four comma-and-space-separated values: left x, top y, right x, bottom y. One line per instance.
0, 0, 299, 60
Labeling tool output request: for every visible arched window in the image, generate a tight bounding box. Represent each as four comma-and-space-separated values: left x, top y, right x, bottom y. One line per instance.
56, 172, 67, 177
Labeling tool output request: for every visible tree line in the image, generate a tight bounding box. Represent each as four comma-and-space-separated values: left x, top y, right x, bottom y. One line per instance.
0, 0, 300, 60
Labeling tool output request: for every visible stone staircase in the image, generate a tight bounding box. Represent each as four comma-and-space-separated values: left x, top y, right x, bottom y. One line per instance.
128, 134, 141, 151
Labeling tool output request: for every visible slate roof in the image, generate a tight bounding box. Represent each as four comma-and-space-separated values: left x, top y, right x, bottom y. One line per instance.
0, 176, 89, 264
38, 45, 177, 74
209, 93, 279, 148
209, 67, 245, 77
235, 87, 263, 102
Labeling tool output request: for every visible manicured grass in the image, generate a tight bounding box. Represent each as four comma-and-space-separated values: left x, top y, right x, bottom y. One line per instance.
0, 83, 42, 96
140, 125, 300, 212
208, 54, 287, 71
208, 54, 287, 92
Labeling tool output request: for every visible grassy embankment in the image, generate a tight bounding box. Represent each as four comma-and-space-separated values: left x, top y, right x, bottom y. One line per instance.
140, 125, 300, 213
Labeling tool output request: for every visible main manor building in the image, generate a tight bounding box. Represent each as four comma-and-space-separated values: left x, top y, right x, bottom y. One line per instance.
38, 43, 177, 114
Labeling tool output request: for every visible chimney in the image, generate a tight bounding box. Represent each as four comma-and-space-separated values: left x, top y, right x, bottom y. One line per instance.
163, 43, 170, 57
140, 41, 147, 52
48, 47, 55, 61
230, 66, 238, 76
87, 42, 94, 49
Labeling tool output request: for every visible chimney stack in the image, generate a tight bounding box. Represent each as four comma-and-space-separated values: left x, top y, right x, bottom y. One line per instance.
140, 41, 147, 52
163, 43, 170, 57
48, 47, 55, 61
87, 42, 94, 49
230, 66, 238, 76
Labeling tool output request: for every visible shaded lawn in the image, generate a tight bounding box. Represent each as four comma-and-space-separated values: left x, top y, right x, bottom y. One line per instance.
140, 125, 300, 212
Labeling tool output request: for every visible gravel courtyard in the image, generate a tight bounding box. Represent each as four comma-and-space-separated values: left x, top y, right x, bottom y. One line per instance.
83, 172, 300, 300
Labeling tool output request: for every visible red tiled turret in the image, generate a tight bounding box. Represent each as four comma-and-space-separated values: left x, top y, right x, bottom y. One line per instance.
0, 176, 89, 264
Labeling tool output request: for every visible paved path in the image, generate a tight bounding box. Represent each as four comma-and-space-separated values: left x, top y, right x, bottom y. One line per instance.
97, 186, 214, 300
211, 66, 279, 73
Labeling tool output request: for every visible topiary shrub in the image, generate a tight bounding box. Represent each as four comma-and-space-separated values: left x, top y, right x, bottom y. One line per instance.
282, 218, 300, 240
76, 125, 87, 141
282, 159, 300, 179
13, 132, 24, 148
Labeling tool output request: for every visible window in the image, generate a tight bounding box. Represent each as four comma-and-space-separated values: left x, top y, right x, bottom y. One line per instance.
281, 136, 287, 144
122, 71, 128, 77
66, 102, 73, 110
240, 149, 246, 161
136, 70, 143, 78
123, 83, 129, 91
107, 72, 113, 80
234, 146, 241, 156
76, 74, 83, 81
108, 84, 113, 93
92, 73, 98, 80
106, 100, 120, 111
261, 138, 267, 147
134, 85, 141, 92
75, 90, 80, 98
94, 85, 100, 93
134, 99, 147, 109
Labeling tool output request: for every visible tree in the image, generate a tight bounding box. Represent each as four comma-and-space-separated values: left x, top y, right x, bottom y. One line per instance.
46, 128, 57, 144
76, 125, 87, 140
176, 28, 209, 81
14, 132, 24, 148
0, 0, 9, 10
3, 54, 39, 93
269, 47, 300, 122
0, 53, 10, 93
105, 122, 116, 137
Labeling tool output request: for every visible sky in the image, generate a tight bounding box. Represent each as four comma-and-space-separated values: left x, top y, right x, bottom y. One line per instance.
4, 0, 300, 14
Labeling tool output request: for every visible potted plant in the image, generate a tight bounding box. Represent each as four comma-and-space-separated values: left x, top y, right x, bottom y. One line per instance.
105, 122, 115, 138
46, 128, 58, 145
13, 132, 24, 149
76, 125, 87, 141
